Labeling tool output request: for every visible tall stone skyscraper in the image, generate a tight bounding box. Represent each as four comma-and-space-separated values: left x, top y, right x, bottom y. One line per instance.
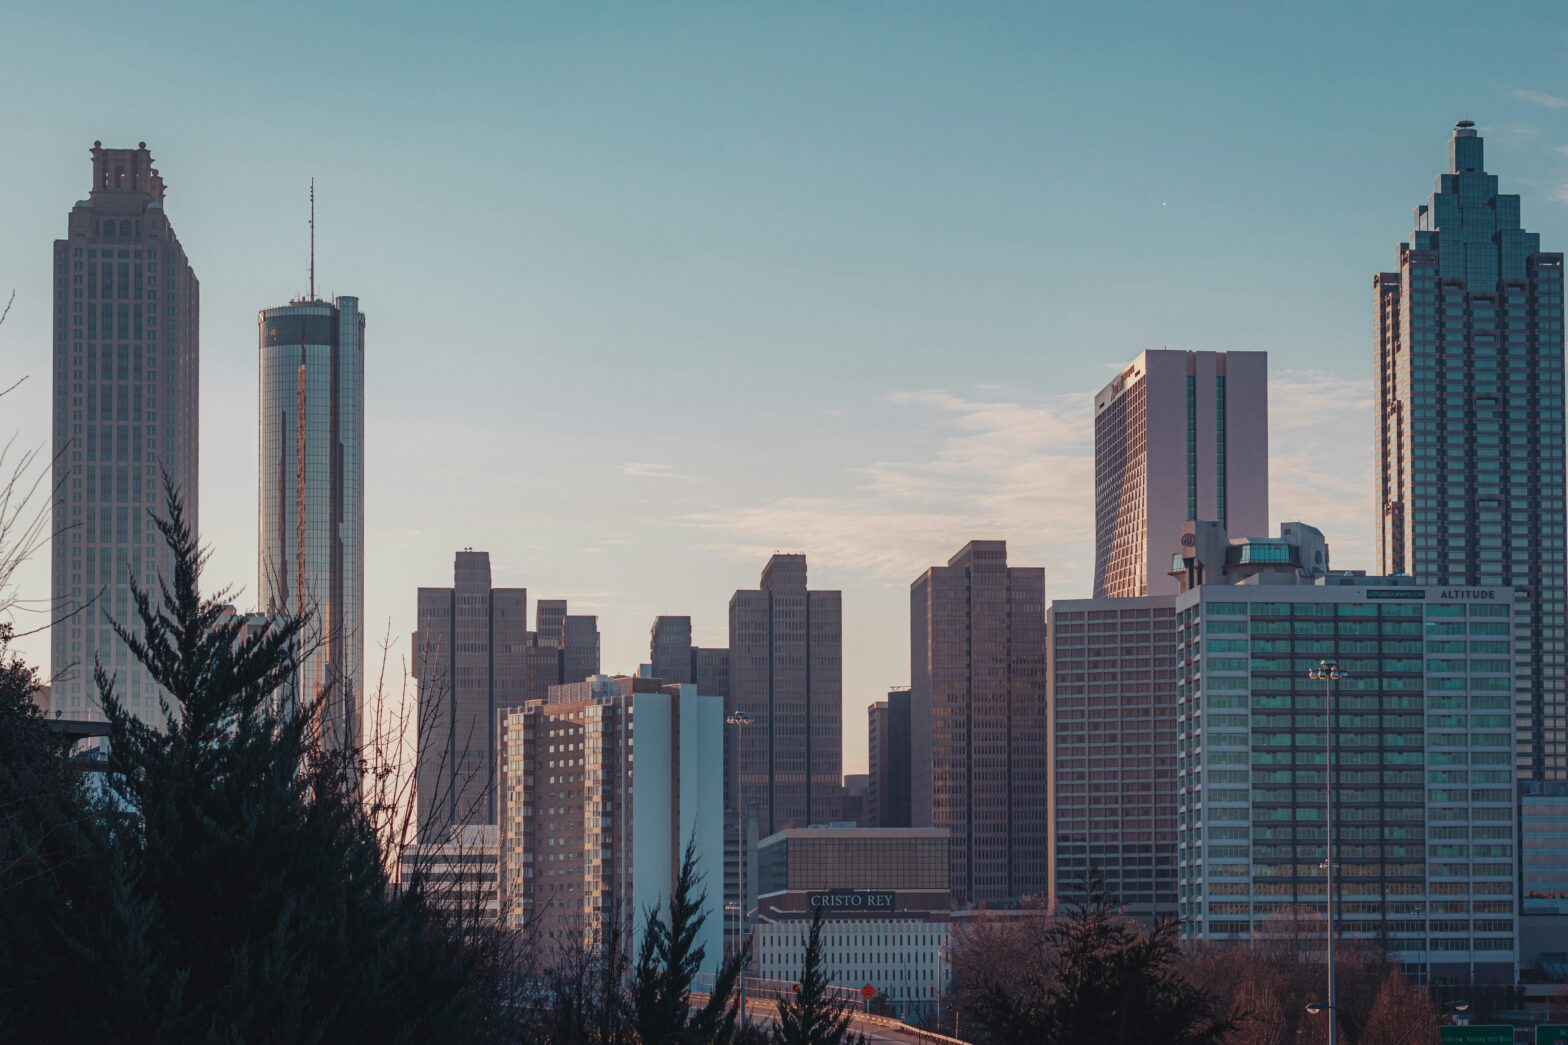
414, 551, 529, 838
52, 142, 199, 721
728, 554, 843, 835
1375, 121, 1567, 780
259, 296, 364, 752
911, 540, 1048, 905
1092, 350, 1268, 598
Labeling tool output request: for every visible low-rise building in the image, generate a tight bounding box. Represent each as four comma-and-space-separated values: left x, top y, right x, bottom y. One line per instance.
751, 827, 950, 1021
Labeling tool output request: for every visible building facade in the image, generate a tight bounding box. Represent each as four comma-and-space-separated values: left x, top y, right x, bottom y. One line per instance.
414, 551, 529, 838
1092, 350, 1268, 599
911, 540, 1048, 906
752, 827, 951, 1019
867, 688, 913, 829
1175, 581, 1520, 986
497, 682, 725, 971
398, 824, 500, 923
52, 142, 200, 721
1374, 121, 1566, 782
729, 554, 843, 835
258, 295, 364, 752
1048, 595, 1178, 919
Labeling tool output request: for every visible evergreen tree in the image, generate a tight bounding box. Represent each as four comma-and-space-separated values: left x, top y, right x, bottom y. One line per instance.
629, 836, 748, 1044
7, 485, 504, 1042
771, 906, 863, 1045
0, 624, 121, 1039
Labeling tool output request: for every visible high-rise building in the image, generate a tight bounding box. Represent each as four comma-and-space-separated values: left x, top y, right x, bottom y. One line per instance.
496, 680, 724, 970
413, 551, 529, 838
648, 614, 729, 700
650, 616, 695, 684
1047, 595, 1178, 919
52, 142, 199, 721
1175, 576, 1520, 985
729, 554, 843, 835
258, 295, 364, 752
867, 688, 913, 829
1375, 121, 1566, 781
519, 599, 600, 703
911, 540, 1048, 906
1093, 350, 1268, 599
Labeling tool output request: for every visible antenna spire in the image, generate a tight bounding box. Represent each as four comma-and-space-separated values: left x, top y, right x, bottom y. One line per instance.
309, 178, 316, 301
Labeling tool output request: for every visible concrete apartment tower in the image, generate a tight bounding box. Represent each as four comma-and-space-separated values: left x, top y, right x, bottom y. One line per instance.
51, 142, 199, 721
1375, 121, 1566, 780
497, 679, 725, 970
258, 296, 364, 753
911, 540, 1048, 906
728, 554, 843, 836
1092, 350, 1268, 598
414, 551, 529, 839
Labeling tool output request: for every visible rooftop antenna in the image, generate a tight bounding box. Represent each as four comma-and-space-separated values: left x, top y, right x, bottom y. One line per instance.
308, 178, 316, 301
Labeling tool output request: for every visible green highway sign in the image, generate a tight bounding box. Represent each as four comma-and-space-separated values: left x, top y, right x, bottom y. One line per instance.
1537, 1026, 1568, 1045
1440, 1029, 1513, 1045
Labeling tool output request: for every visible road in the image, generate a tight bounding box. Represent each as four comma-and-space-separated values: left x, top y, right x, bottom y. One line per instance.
722, 995, 966, 1045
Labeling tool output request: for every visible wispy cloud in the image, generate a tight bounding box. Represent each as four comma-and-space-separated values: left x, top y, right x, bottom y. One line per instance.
622, 462, 698, 482
1552, 184, 1568, 206
685, 371, 1378, 597
1514, 89, 1568, 109
1553, 145, 1568, 156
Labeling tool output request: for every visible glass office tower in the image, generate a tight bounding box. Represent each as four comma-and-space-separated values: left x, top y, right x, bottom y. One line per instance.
1175, 582, 1520, 986
1375, 121, 1567, 780
258, 296, 364, 753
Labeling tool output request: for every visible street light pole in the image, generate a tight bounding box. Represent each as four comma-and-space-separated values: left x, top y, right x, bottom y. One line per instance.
1308, 660, 1345, 1045
725, 710, 753, 1025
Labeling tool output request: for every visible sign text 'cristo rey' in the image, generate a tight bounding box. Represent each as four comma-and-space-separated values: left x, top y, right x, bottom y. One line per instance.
807, 891, 895, 911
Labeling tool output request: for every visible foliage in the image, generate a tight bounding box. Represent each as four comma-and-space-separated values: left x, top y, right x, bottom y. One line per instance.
771, 906, 863, 1045
953, 879, 1231, 1045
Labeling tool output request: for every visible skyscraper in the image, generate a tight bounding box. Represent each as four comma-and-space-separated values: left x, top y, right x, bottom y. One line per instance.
1375, 121, 1567, 780
258, 295, 364, 752
1175, 578, 1520, 986
52, 142, 199, 722
729, 553, 843, 835
414, 551, 529, 838
1047, 595, 1177, 919
911, 540, 1048, 906
1093, 350, 1268, 598
649, 614, 729, 696
867, 688, 912, 829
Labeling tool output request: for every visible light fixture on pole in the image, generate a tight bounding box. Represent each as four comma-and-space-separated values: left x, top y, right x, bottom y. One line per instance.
1307, 659, 1346, 1045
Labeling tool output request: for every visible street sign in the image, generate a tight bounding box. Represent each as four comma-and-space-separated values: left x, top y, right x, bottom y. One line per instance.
1537, 1025, 1568, 1045
860, 983, 876, 999
1440, 1028, 1513, 1045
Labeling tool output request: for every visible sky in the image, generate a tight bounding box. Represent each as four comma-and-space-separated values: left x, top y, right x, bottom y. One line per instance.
3, 2, 1568, 773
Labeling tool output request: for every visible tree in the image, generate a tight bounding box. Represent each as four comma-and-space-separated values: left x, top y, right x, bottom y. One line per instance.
771, 906, 864, 1045
3, 484, 507, 1042
0, 623, 122, 1039
630, 836, 749, 1044
957, 879, 1231, 1045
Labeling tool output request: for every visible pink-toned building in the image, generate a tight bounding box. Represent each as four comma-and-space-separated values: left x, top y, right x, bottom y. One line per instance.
911, 540, 1048, 907
1092, 350, 1268, 599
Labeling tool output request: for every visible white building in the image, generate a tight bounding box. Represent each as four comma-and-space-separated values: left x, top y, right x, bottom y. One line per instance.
398, 823, 500, 924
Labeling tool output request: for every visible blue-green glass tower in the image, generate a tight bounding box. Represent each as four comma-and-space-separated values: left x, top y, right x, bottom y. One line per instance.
1375, 121, 1567, 781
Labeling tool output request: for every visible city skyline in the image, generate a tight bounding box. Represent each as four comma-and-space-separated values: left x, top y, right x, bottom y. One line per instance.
7, 7, 1568, 774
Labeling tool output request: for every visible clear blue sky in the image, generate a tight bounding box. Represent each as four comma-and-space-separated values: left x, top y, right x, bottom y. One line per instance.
4, 2, 1568, 771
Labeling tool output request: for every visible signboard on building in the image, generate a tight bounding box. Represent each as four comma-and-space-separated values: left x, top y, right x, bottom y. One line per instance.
807, 890, 895, 911
1439, 1028, 1514, 1045
1537, 1025, 1568, 1045
1367, 589, 1426, 600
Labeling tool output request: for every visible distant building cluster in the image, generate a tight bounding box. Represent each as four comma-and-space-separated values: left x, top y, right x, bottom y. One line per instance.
47, 121, 1567, 1003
